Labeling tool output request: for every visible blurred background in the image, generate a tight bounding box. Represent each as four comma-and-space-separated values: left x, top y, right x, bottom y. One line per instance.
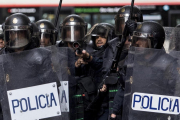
0, 0, 180, 30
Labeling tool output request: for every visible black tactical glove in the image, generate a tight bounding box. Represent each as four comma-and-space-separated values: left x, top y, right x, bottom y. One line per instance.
125, 19, 137, 36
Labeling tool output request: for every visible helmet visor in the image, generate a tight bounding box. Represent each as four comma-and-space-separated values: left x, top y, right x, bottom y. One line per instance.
132, 36, 151, 48
40, 33, 53, 47
61, 26, 85, 42
83, 23, 99, 43
5, 30, 30, 49
91, 26, 108, 38
115, 16, 128, 35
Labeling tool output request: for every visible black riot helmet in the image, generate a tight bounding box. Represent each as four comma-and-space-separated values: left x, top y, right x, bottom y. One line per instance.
36, 19, 57, 47
115, 5, 143, 35
4, 13, 33, 49
99, 23, 116, 41
91, 23, 115, 49
60, 14, 87, 43
132, 21, 165, 49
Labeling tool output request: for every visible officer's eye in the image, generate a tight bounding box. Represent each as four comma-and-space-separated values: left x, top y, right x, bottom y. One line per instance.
101, 36, 106, 39
95, 36, 100, 39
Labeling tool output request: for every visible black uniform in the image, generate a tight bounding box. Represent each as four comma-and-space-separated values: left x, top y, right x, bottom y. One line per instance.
78, 23, 116, 120
57, 14, 88, 120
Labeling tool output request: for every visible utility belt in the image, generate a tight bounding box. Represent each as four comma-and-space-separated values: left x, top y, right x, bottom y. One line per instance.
74, 76, 97, 119
104, 73, 121, 115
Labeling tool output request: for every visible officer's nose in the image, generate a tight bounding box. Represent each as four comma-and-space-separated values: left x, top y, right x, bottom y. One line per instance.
97, 37, 101, 41
97, 36, 102, 41
135, 40, 140, 47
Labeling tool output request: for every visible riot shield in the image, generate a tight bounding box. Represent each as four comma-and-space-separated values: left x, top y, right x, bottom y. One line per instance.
50, 46, 76, 120
122, 47, 180, 120
164, 27, 180, 52
0, 46, 76, 120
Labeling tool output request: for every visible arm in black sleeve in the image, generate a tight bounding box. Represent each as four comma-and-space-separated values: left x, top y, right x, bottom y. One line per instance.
112, 86, 124, 115
89, 56, 103, 70
75, 66, 82, 76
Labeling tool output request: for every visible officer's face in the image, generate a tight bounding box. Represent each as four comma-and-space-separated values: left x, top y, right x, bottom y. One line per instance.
9, 31, 26, 41
9, 31, 28, 48
95, 36, 107, 47
133, 38, 149, 48
123, 36, 132, 50
0, 39, 4, 48
40, 34, 51, 47
41, 38, 50, 47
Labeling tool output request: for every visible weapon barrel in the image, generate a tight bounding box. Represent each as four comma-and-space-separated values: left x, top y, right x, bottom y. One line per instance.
54, 0, 62, 28
129, 0, 135, 20
110, 0, 135, 72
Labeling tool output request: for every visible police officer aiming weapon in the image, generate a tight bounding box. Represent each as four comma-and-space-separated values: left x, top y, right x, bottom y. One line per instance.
86, 0, 137, 114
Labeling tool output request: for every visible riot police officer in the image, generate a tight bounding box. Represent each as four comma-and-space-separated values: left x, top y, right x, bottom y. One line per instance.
103, 5, 143, 72
85, 23, 116, 53
0, 13, 60, 120
101, 5, 143, 94
97, 6, 143, 120
75, 23, 116, 120
76, 23, 116, 84
36, 19, 57, 47
110, 21, 176, 120
57, 14, 87, 50
1, 13, 39, 54
56, 14, 87, 120
106, 5, 143, 56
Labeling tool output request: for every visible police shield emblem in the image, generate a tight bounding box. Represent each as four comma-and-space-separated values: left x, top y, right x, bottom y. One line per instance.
40, 23, 45, 28
7, 82, 61, 120
13, 18, 18, 24
121, 8, 125, 13
122, 46, 180, 120
70, 17, 74, 22
0, 46, 76, 120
